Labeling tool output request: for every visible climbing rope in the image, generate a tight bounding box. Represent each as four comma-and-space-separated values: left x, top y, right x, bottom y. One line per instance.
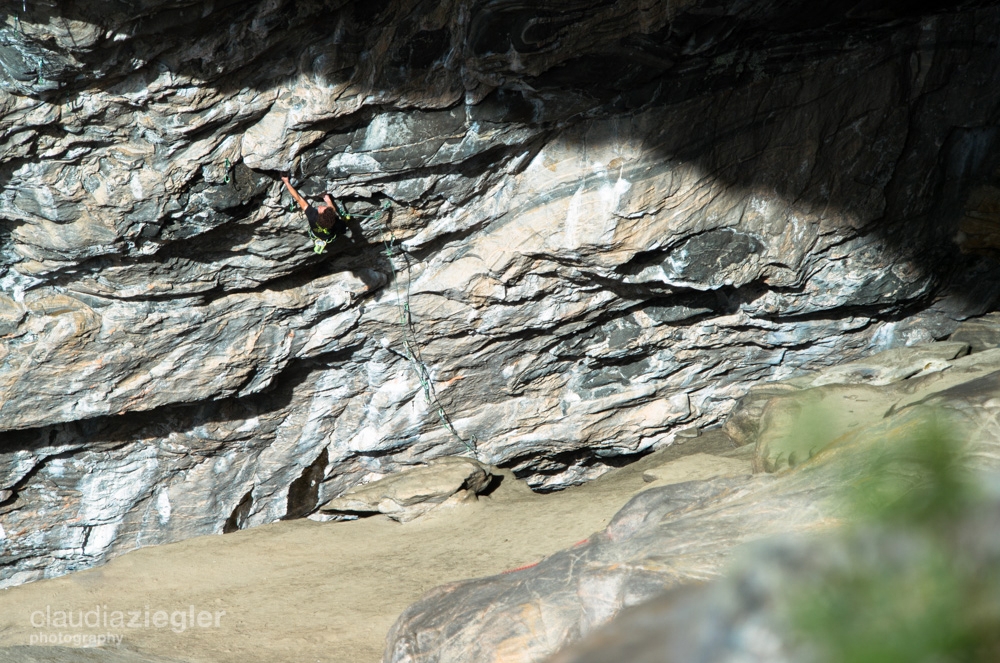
275, 179, 478, 451
379, 203, 479, 458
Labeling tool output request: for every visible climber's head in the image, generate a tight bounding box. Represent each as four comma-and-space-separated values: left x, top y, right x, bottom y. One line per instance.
315, 205, 340, 229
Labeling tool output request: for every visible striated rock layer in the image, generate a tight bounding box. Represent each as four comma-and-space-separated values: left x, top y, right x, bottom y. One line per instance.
384, 339, 1000, 663
3, 0, 1000, 584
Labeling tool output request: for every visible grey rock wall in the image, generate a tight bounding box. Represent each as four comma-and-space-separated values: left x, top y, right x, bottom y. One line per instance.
384, 340, 1000, 663
3, 0, 1000, 585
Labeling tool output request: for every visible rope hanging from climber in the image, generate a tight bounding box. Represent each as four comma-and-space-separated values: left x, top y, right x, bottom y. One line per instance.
277, 175, 476, 455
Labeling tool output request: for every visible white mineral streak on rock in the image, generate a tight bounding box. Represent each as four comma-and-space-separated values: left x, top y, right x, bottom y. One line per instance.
327, 151, 382, 174
77, 456, 159, 525
154, 488, 171, 525
83, 523, 119, 556
0, 0, 998, 586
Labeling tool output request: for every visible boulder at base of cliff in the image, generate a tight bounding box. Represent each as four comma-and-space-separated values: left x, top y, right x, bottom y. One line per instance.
317, 457, 494, 522
382, 339, 1000, 663
544, 498, 1000, 663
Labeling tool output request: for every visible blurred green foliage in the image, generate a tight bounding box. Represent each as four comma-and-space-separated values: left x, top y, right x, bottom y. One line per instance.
845, 411, 976, 524
786, 409, 1000, 663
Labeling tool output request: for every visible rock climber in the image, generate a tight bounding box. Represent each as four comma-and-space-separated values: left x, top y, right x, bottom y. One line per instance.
281, 176, 348, 254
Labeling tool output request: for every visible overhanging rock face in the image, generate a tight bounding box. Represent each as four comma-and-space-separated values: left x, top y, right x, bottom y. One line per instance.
2, 0, 1000, 585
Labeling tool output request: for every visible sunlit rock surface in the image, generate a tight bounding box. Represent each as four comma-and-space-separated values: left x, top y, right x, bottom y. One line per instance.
3, 0, 1000, 584
317, 455, 493, 522
384, 339, 1000, 663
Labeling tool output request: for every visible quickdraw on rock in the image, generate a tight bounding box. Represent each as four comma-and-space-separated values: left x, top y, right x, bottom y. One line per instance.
278, 174, 477, 455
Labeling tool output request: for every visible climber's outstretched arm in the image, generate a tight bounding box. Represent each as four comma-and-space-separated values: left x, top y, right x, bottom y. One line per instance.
281, 176, 310, 212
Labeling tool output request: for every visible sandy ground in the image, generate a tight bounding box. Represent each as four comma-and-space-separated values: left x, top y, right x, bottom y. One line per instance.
0, 435, 748, 663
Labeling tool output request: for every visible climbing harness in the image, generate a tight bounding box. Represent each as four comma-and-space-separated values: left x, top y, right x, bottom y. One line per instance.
303, 199, 380, 254
279, 179, 478, 453
282, 176, 338, 253
300, 196, 393, 254
379, 203, 479, 458
308, 224, 333, 254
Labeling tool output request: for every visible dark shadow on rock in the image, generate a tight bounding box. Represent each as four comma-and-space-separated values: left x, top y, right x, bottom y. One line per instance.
478, 472, 504, 497
222, 489, 254, 533
283, 447, 329, 519
5, 0, 1000, 501
5, 0, 1000, 317
0, 340, 364, 462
